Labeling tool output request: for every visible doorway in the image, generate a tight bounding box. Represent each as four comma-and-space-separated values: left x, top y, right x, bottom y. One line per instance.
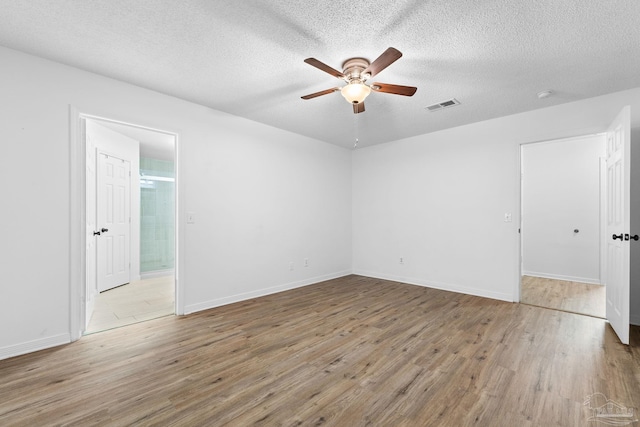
83, 117, 177, 334
520, 134, 606, 318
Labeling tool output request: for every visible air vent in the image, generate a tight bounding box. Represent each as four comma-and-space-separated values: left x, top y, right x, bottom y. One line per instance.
425, 98, 460, 112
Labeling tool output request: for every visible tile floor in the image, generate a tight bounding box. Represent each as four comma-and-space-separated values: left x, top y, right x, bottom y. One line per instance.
85, 274, 175, 334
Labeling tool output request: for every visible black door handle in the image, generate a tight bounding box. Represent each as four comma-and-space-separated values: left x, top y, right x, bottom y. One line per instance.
93, 231, 101, 236
612, 233, 623, 240
632, 235, 639, 241
101, 228, 109, 233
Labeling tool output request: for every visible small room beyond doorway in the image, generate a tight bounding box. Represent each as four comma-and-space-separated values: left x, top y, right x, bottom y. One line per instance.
85, 118, 176, 334
520, 134, 606, 318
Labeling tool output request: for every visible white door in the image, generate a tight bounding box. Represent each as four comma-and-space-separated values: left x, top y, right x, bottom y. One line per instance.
97, 152, 131, 292
85, 123, 97, 326
605, 106, 631, 345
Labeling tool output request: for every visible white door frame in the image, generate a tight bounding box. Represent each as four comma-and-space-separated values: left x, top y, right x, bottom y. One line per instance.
69, 106, 184, 341
517, 132, 605, 304
516, 111, 631, 345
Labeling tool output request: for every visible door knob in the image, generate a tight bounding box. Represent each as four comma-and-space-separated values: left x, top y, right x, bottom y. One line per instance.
612, 233, 623, 240
631, 235, 639, 241
101, 228, 109, 233
93, 231, 101, 236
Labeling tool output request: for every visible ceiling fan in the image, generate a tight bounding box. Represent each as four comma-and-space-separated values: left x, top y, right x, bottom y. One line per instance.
301, 47, 417, 114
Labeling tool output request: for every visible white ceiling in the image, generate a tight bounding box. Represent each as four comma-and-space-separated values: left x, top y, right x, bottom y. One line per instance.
2, 0, 640, 149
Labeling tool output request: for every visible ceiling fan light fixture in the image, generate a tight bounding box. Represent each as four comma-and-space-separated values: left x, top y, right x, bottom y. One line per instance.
341, 82, 371, 104
301, 48, 416, 114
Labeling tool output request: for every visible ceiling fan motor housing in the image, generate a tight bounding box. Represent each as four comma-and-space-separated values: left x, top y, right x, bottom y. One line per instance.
342, 57, 370, 82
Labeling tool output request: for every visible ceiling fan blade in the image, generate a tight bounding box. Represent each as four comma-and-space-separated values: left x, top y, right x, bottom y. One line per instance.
371, 83, 417, 97
301, 88, 340, 100
304, 58, 345, 79
363, 47, 403, 78
353, 102, 365, 114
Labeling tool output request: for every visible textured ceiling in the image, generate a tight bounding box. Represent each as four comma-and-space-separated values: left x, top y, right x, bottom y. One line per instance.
1, 0, 640, 149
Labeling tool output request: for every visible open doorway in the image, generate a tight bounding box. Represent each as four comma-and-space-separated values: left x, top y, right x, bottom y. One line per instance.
520, 134, 606, 318
83, 118, 177, 334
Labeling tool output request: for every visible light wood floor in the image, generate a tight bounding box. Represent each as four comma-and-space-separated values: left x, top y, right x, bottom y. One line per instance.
2, 275, 638, 426
521, 275, 606, 318
85, 275, 174, 334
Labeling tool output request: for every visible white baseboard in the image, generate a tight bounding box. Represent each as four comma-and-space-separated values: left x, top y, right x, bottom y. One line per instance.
0, 333, 70, 361
352, 270, 514, 303
184, 270, 352, 314
140, 269, 174, 280
522, 271, 601, 285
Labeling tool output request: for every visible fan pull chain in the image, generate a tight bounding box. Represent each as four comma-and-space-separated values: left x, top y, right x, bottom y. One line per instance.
353, 113, 359, 149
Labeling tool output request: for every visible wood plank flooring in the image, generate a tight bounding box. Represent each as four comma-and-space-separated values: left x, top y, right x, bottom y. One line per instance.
521, 275, 606, 318
1, 275, 638, 426
86, 275, 175, 334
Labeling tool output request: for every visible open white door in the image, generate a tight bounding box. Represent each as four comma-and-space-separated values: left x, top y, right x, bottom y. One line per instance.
97, 152, 131, 292
605, 106, 631, 345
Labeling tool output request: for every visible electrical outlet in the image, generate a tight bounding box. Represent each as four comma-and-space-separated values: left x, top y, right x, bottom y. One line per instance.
504, 213, 512, 222
304, 258, 309, 267
289, 262, 294, 271
187, 212, 196, 224
400, 257, 404, 265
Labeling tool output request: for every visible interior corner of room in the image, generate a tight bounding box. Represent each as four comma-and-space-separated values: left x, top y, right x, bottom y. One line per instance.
0, 25, 639, 361
2, 2, 640, 422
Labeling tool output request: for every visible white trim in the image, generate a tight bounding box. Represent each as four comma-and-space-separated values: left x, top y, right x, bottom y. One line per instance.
600, 157, 607, 287
519, 132, 606, 148
352, 270, 514, 303
521, 271, 601, 285
78, 114, 178, 138
0, 334, 70, 361
69, 105, 84, 342
174, 132, 184, 315
141, 269, 175, 280
515, 143, 523, 303
140, 175, 174, 182
184, 271, 352, 314
518, 132, 607, 304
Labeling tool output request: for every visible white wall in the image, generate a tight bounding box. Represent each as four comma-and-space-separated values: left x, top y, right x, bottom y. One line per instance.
521, 135, 605, 283
1, 44, 639, 360
0, 46, 352, 359
353, 88, 640, 308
